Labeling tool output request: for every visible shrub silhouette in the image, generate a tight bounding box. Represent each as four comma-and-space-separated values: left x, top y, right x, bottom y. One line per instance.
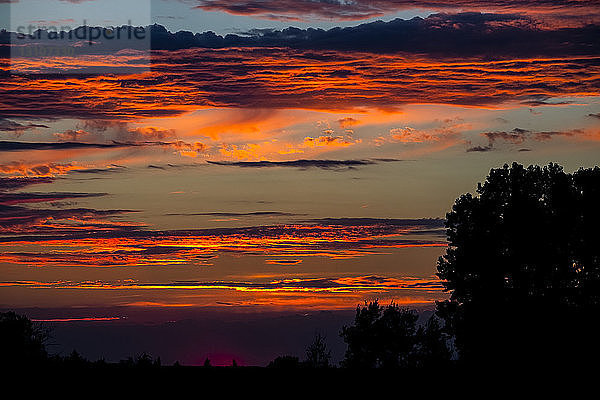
437, 163, 600, 366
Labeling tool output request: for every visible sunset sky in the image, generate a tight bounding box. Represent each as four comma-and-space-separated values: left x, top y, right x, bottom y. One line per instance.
0, 0, 599, 364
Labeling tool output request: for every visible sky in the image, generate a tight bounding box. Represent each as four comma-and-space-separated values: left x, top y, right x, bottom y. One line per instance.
0, 0, 599, 364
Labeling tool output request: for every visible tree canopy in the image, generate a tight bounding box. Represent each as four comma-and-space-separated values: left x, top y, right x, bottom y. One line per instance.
340, 301, 450, 368
436, 163, 600, 366
0, 311, 48, 366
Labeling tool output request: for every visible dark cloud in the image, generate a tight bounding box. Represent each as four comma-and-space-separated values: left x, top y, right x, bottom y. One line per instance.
0, 140, 133, 151
70, 165, 128, 174
0, 140, 207, 155
194, 0, 597, 24
303, 217, 445, 228
207, 159, 377, 170
521, 99, 575, 107
370, 158, 405, 163
166, 211, 306, 217
0, 191, 106, 206
468, 127, 585, 151
0, 177, 55, 191
466, 144, 494, 152
7, 12, 594, 59
0, 118, 49, 134
484, 128, 531, 145
149, 13, 600, 57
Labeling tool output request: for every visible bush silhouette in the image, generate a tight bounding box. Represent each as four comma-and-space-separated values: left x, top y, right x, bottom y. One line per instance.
437, 163, 600, 366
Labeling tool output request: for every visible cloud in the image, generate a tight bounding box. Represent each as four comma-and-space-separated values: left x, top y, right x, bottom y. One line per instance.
0, 161, 85, 176
0, 198, 446, 265
168, 140, 209, 157
0, 140, 134, 152
128, 126, 177, 140
0, 16, 600, 118
0, 161, 128, 177
207, 159, 378, 170
302, 135, 361, 148
0, 140, 210, 158
468, 127, 587, 151
265, 259, 303, 266
0, 176, 55, 191
0, 191, 106, 206
53, 129, 90, 141
302, 218, 445, 228
389, 127, 438, 143
337, 117, 360, 128
193, 0, 598, 25
375, 118, 468, 155
588, 113, 600, 119
466, 144, 494, 152
0, 118, 49, 134
0, 275, 444, 293
149, 13, 599, 56
166, 211, 306, 217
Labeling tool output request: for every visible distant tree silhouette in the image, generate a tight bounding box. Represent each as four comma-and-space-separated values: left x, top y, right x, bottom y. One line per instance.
203, 357, 212, 367
267, 355, 301, 368
437, 163, 600, 367
119, 352, 161, 368
305, 333, 331, 368
63, 350, 89, 368
0, 311, 49, 366
340, 300, 430, 368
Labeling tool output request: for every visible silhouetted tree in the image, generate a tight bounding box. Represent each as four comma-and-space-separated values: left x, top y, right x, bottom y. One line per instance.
340, 300, 418, 368
0, 311, 49, 366
437, 163, 600, 367
203, 357, 212, 367
63, 350, 88, 368
412, 315, 452, 368
305, 333, 331, 368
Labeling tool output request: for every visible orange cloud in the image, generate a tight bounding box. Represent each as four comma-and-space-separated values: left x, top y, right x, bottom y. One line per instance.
3, 49, 598, 119
302, 135, 361, 148
167, 140, 209, 157
0, 161, 86, 177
